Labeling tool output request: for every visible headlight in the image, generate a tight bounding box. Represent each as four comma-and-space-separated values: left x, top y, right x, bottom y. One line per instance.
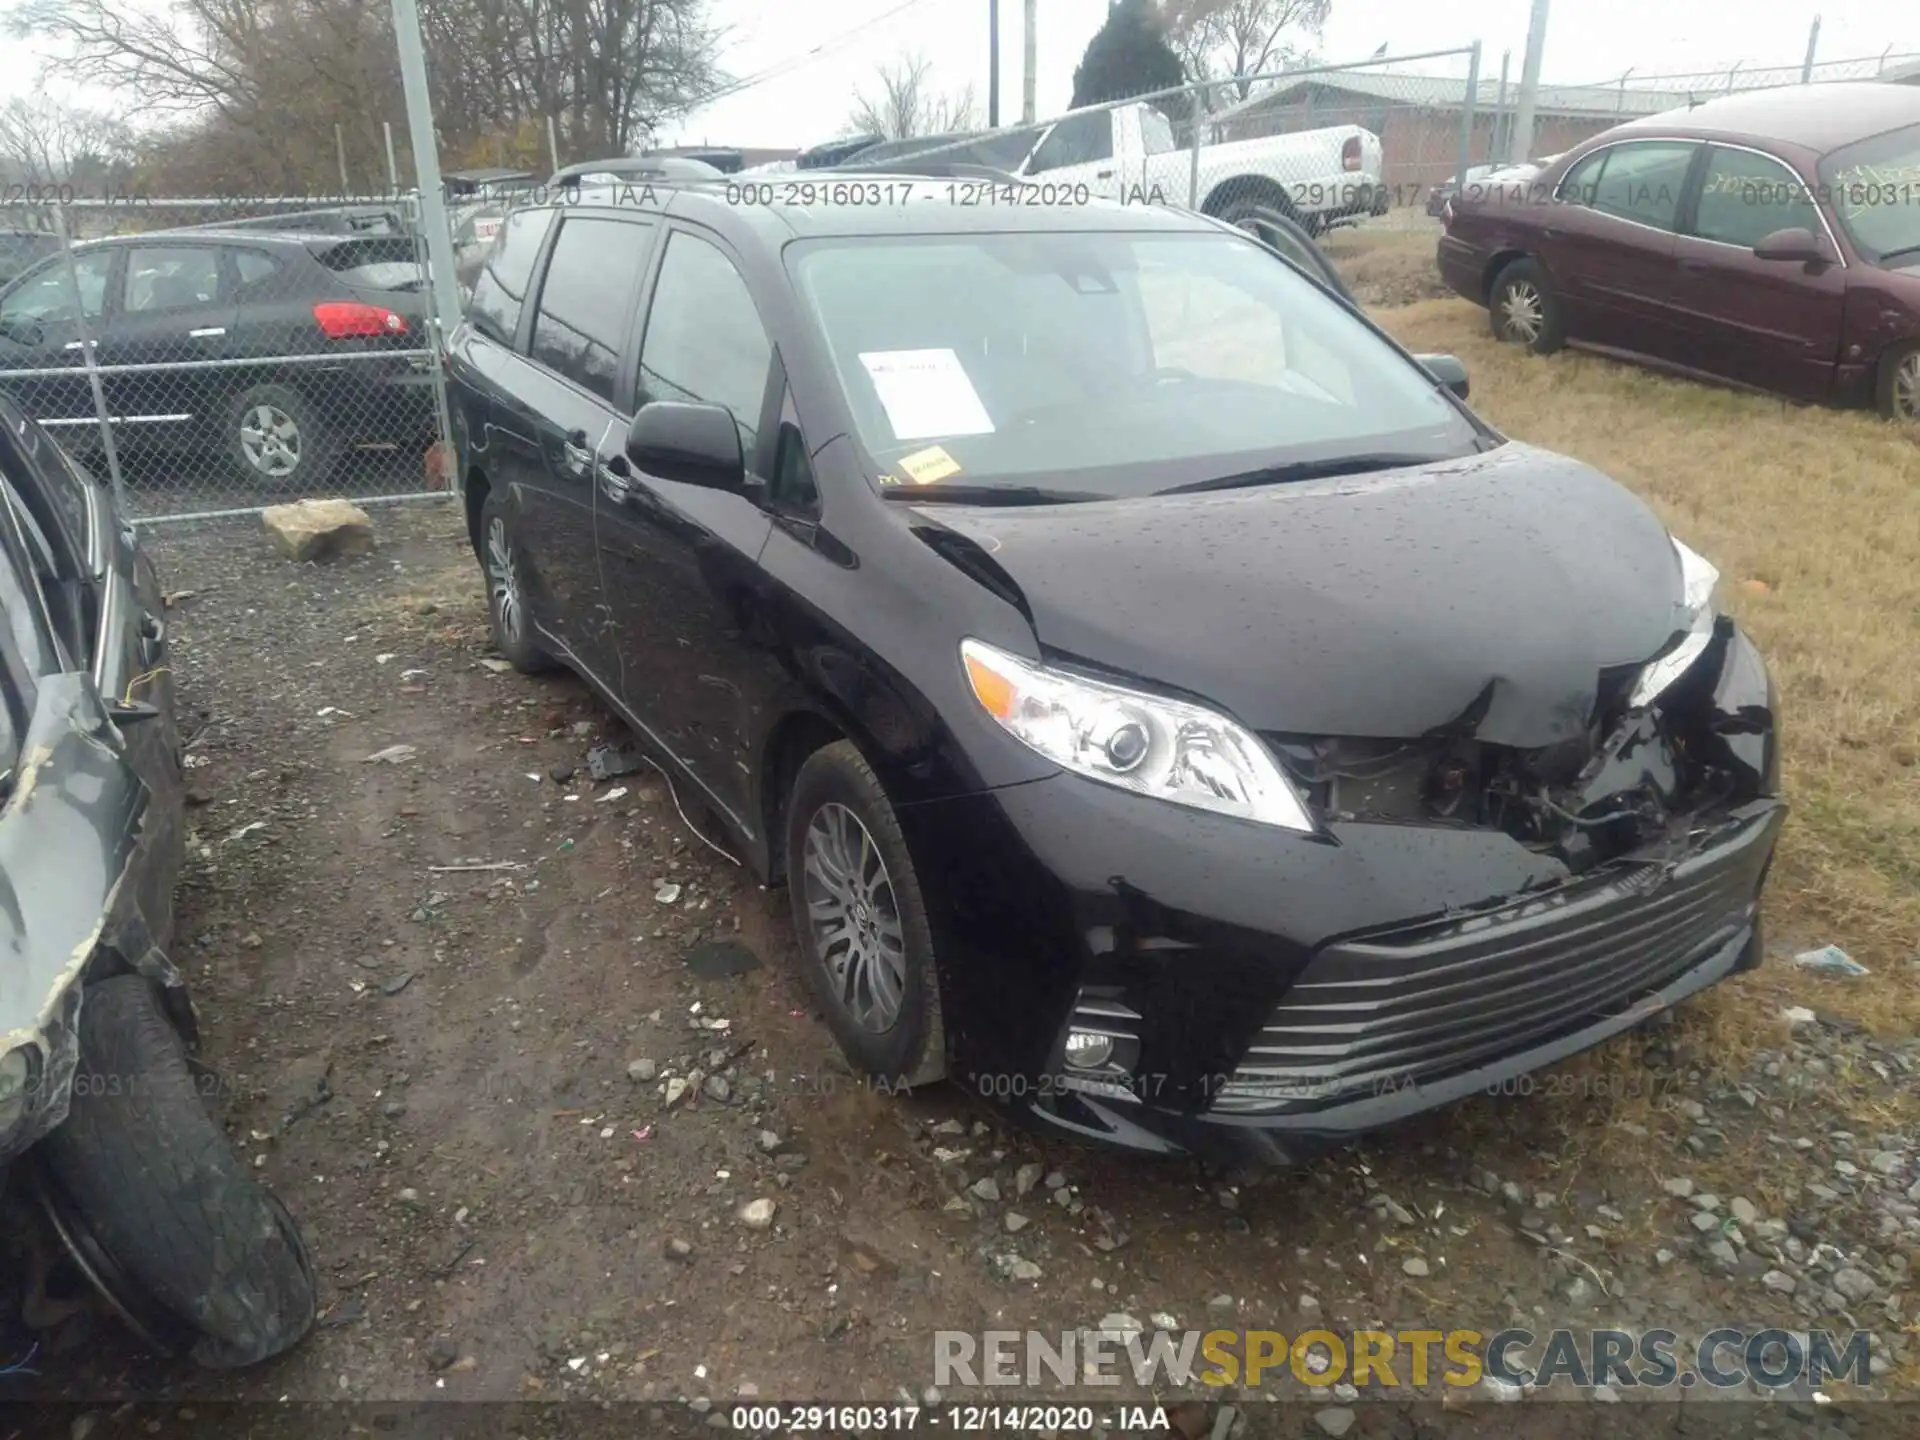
1630, 536, 1720, 708
959, 638, 1315, 832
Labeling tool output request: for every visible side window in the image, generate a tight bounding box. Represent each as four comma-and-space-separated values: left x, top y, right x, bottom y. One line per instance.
1693, 148, 1821, 249
0, 251, 110, 325
232, 248, 281, 295
1587, 142, 1696, 231
1138, 107, 1177, 157
1554, 150, 1607, 205
1027, 111, 1114, 173
528, 216, 653, 403
468, 207, 556, 348
769, 400, 819, 513
637, 231, 774, 454
123, 247, 224, 313
0, 398, 88, 547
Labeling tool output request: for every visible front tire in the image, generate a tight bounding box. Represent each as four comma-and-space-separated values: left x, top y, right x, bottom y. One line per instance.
477, 489, 554, 673
785, 741, 945, 1088
1877, 342, 1920, 422
226, 383, 334, 488
38, 975, 317, 1368
1488, 257, 1565, 354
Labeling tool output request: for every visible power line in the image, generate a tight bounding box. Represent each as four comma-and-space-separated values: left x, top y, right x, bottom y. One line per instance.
701, 0, 951, 105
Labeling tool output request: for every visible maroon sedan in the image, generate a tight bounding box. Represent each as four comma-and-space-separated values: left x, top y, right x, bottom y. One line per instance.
1437, 82, 1920, 421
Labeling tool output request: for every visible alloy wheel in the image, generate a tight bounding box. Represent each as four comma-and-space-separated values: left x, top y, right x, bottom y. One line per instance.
801, 802, 907, 1033
1895, 352, 1920, 421
485, 516, 524, 643
238, 404, 302, 479
1499, 281, 1544, 344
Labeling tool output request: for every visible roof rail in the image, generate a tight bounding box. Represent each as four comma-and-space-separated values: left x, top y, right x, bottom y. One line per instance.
820, 160, 1029, 183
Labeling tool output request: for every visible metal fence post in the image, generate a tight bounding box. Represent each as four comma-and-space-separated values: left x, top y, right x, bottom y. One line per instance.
50, 205, 129, 515
1802, 17, 1821, 82
389, 0, 464, 356
1188, 81, 1205, 210
385, 122, 401, 192
1456, 42, 1482, 191
1494, 51, 1510, 162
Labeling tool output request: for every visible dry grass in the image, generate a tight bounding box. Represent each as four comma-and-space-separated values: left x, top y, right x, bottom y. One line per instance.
1364, 296, 1920, 1050
1321, 229, 1452, 308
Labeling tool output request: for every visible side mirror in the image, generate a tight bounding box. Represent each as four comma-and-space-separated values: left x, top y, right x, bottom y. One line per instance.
1416, 353, 1471, 401
626, 401, 747, 493
1752, 226, 1831, 265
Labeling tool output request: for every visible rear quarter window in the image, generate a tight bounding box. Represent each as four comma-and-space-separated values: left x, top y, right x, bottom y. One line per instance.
313, 237, 427, 291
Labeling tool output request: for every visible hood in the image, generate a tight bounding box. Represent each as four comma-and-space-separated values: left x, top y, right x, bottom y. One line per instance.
912, 443, 1685, 749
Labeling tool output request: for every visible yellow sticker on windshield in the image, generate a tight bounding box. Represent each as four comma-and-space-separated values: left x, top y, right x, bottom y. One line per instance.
895, 445, 962, 486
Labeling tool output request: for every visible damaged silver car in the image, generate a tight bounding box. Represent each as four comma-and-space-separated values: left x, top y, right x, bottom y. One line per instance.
0, 395, 315, 1366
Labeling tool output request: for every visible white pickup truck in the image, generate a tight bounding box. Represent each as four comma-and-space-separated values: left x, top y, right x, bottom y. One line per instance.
838, 101, 1386, 234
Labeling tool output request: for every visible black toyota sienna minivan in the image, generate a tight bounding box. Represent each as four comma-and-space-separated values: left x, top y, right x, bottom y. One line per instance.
446, 176, 1783, 1162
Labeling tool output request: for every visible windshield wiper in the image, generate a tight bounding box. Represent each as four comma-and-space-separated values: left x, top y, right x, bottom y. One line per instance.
883, 484, 1110, 506
1154, 452, 1443, 497
1876, 243, 1920, 265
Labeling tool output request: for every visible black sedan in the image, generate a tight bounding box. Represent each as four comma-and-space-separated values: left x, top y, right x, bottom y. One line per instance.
0, 395, 315, 1361
0, 228, 437, 488
448, 181, 1784, 1162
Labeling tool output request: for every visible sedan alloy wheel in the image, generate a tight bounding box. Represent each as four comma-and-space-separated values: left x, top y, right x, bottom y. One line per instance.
801, 801, 908, 1033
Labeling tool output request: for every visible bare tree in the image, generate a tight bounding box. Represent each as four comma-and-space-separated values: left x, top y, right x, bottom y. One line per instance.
1161, 0, 1330, 105
848, 52, 978, 139
0, 92, 134, 186
2, 0, 728, 191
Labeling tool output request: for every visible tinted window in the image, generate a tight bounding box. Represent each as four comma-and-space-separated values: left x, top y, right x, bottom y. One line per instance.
0, 397, 87, 546
1028, 111, 1113, 173
234, 249, 279, 288
124, 247, 224, 313
529, 216, 652, 403
0, 251, 110, 325
1588, 142, 1695, 230
467, 206, 556, 347
770, 409, 818, 511
0, 478, 59, 679
1693, 148, 1820, 249
637, 232, 773, 451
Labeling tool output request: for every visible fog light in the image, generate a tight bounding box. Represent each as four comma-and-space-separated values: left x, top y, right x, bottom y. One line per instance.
1063, 1030, 1115, 1071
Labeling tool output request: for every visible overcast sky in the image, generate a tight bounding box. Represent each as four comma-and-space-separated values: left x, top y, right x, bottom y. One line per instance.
0, 0, 1910, 149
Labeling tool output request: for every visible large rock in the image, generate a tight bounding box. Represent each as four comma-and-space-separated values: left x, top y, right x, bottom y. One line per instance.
262, 499, 375, 562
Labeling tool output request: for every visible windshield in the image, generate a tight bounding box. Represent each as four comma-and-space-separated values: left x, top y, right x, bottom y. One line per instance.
788, 230, 1476, 499
1819, 122, 1920, 264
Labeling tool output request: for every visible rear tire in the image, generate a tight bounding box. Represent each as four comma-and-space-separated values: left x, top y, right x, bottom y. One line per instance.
1488, 257, 1565, 355
39, 975, 317, 1369
226, 383, 335, 488
1877, 342, 1920, 422
477, 489, 555, 674
785, 741, 946, 1089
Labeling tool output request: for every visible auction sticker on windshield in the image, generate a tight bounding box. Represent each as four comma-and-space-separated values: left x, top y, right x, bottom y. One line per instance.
858, 348, 995, 441
893, 445, 963, 485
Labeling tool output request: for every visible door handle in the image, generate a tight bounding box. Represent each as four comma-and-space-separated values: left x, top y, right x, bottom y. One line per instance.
598, 460, 634, 504
1096, 169, 1114, 179
63, 340, 97, 351
189, 327, 227, 338
561, 429, 593, 476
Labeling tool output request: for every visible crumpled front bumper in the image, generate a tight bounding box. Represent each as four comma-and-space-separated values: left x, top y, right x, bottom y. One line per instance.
897, 626, 1784, 1163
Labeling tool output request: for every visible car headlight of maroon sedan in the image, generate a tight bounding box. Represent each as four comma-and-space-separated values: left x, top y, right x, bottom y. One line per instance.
445, 183, 1785, 1163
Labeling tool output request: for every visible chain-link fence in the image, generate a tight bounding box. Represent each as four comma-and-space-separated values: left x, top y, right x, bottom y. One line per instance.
0, 193, 456, 524
824, 49, 1484, 238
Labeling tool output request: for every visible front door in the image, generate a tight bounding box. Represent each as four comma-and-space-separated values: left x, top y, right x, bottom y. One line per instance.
597, 225, 776, 833
1668, 144, 1847, 400
1535, 140, 1697, 357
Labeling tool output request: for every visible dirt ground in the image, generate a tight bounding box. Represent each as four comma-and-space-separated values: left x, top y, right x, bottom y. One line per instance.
11, 289, 1920, 1435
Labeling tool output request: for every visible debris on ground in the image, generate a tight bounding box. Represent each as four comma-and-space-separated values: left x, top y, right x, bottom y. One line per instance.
1793, 944, 1868, 975
684, 940, 761, 980
261, 498, 375, 562
587, 743, 646, 782
364, 744, 418, 765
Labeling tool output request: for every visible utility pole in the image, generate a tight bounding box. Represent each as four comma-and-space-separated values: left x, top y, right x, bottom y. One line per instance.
1801, 15, 1821, 82
390, 0, 463, 344
989, 0, 1001, 127
1022, 0, 1037, 123
1508, 0, 1550, 165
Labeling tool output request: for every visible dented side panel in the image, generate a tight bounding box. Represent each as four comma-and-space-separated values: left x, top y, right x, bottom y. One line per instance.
0, 672, 181, 1161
